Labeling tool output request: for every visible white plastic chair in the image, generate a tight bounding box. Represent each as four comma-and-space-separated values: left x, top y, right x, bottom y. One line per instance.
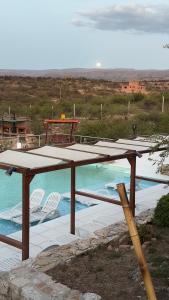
0, 188, 45, 221
12, 192, 61, 225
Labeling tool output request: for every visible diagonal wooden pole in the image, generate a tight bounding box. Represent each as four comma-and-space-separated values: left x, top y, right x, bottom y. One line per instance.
117, 183, 157, 300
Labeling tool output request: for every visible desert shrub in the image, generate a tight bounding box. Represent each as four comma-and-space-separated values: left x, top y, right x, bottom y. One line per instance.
78, 120, 131, 138
132, 93, 145, 102
142, 100, 157, 110
137, 224, 153, 244
153, 194, 169, 227
111, 94, 130, 104
126, 224, 153, 245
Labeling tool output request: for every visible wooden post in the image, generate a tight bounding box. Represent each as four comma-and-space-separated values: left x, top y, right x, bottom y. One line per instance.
73, 104, 76, 119
117, 183, 157, 300
51, 105, 54, 119
22, 174, 32, 260
128, 155, 136, 216
70, 123, 74, 143
71, 166, 76, 234
44, 122, 48, 144
2, 116, 4, 137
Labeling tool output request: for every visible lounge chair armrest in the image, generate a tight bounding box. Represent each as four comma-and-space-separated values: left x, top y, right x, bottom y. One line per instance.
38, 209, 57, 224
11, 202, 22, 211
31, 205, 41, 213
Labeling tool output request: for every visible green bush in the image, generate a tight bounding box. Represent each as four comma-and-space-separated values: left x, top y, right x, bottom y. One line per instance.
132, 93, 145, 102
153, 194, 169, 227
137, 224, 153, 244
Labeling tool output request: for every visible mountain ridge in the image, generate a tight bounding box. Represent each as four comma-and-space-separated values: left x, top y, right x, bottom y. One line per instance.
1, 68, 169, 81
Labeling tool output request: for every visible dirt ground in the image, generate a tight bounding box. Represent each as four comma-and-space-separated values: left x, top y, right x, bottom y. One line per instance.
47, 225, 169, 300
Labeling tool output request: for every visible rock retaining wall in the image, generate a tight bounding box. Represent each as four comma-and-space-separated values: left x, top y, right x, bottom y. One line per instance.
0, 266, 101, 300
0, 209, 154, 300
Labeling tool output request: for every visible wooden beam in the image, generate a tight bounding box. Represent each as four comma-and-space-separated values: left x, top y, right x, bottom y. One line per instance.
0, 235, 22, 249
136, 175, 169, 184
70, 123, 74, 143
0, 163, 26, 174
76, 190, 121, 206
44, 122, 48, 144
22, 174, 33, 260
128, 155, 136, 216
29, 162, 73, 175
71, 166, 76, 234
29, 153, 132, 176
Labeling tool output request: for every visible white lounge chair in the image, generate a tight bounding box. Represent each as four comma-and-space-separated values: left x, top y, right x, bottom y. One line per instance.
0, 188, 45, 221
12, 192, 61, 225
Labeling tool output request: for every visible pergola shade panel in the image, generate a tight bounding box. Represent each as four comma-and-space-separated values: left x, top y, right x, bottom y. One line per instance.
0, 150, 63, 170
116, 139, 156, 148
29, 146, 100, 161
67, 144, 127, 156
95, 141, 148, 151
0, 140, 164, 172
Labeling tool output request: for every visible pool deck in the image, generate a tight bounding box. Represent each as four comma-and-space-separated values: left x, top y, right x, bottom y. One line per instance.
114, 152, 169, 181
0, 152, 169, 272
0, 183, 168, 272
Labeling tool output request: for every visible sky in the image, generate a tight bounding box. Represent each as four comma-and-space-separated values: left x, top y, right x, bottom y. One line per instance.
0, 0, 169, 70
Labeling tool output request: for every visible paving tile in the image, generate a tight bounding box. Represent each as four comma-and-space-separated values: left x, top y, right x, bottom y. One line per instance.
30, 233, 49, 245
75, 227, 91, 238
41, 225, 70, 239
52, 233, 78, 245
0, 246, 20, 257
44, 221, 70, 232
0, 256, 21, 271
29, 244, 43, 257
0, 241, 12, 248
8, 231, 21, 240
38, 239, 61, 250
93, 214, 122, 226
79, 222, 104, 233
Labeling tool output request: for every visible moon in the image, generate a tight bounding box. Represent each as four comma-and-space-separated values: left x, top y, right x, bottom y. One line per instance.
96, 62, 102, 68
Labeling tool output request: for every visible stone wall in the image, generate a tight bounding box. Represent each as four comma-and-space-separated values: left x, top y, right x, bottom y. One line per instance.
31, 209, 153, 273
0, 267, 101, 300
0, 209, 154, 300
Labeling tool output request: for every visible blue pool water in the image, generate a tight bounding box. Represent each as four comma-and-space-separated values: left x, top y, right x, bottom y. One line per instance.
0, 164, 157, 235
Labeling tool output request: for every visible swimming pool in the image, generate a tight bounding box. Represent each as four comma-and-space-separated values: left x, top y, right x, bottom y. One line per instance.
0, 164, 157, 235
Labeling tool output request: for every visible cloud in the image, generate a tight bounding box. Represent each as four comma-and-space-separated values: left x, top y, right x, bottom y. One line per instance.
72, 4, 169, 34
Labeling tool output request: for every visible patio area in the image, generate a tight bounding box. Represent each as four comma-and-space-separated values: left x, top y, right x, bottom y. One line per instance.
0, 137, 168, 271
0, 182, 168, 271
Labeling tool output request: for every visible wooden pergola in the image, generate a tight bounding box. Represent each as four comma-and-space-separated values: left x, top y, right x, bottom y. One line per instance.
0, 138, 165, 260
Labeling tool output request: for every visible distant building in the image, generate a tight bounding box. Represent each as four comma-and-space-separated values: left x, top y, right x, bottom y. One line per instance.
121, 80, 146, 94
0, 114, 31, 136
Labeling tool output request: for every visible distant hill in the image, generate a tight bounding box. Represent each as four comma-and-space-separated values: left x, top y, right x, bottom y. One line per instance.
1, 68, 169, 81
